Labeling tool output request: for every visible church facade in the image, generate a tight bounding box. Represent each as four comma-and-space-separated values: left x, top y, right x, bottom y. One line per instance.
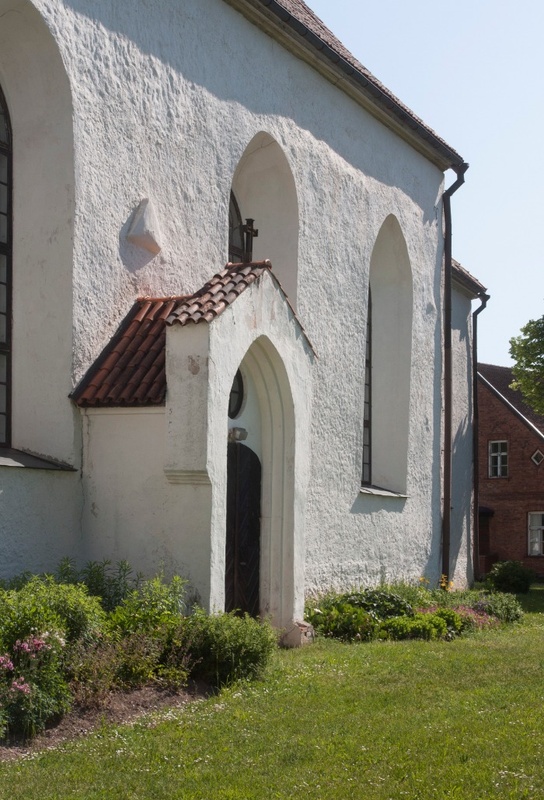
0, 0, 483, 630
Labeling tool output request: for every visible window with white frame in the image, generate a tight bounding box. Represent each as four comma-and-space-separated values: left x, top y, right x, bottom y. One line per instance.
528, 513, 544, 556
488, 440, 508, 478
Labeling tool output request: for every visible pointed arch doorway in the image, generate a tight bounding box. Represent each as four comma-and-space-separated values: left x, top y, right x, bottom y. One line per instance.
222, 336, 298, 626
225, 441, 262, 615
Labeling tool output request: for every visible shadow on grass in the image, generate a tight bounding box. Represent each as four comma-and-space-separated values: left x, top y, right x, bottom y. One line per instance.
517, 584, 544, 614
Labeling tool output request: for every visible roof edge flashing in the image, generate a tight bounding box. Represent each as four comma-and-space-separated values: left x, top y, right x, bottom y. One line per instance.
223, 0, 465, 171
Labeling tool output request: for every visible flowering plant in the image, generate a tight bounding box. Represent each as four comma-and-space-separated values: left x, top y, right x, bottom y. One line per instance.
0, 630, 70, 739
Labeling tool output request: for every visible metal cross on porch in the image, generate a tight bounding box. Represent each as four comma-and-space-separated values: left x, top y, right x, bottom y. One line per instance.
242, 218, 259, 263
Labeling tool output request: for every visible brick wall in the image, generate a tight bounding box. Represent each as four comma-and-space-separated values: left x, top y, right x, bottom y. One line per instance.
478, 379, 544, 575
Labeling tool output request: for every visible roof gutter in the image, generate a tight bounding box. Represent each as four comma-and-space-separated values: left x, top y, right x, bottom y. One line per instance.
471, 292, 490, 579
441, 162, 469, 583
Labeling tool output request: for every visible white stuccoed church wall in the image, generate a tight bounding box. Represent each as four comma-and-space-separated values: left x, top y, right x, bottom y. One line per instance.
450, 284, 477, 586
0, 0, 471, 592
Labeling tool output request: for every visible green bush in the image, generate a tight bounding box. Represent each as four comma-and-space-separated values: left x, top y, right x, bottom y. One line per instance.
486, 561, 535, 594
0, 577, 105, 738
113, 631, 166, 688
76, 559, 141, 612
429, 607, 463, 636
379, 581, 434, 609
341, 589, 413, 620
474, 592, 524, 623
108, 575, 187, 636
306, 600, 378, 642
65, 637, 120, 709
20, 577, 103, 644
181, 610, 277, 687
379, 613, 448, 641
0, 565, 280, 738
0, 587, 63, 653
305, 589, 414, 642
0, 631, 71, 739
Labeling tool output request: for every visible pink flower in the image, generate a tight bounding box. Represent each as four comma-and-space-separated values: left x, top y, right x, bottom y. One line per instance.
0, 655, 14, 671
10, 677, 31, 695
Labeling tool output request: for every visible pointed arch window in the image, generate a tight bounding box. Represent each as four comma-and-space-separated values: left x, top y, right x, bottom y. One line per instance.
0, 86, 11, 446
363, 216, 413, 495
229, 191, 244, 263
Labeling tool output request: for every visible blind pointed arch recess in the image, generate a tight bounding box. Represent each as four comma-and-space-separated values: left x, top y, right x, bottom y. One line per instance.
0, 85, 12, 446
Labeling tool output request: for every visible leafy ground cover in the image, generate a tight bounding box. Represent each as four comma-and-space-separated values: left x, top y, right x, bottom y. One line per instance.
1, 586, 543, 799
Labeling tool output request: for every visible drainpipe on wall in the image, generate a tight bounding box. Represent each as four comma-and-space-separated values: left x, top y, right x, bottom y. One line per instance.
441, 162, 469, 582
471, 291, 490, 579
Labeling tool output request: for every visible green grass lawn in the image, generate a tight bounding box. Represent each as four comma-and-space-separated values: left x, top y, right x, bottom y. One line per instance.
1, 588, 544, 800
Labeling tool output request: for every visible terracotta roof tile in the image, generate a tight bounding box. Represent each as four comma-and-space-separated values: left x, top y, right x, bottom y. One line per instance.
71, 261, 273, 408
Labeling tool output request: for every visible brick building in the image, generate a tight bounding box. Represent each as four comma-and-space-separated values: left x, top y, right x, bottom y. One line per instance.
478, 364, 544, 576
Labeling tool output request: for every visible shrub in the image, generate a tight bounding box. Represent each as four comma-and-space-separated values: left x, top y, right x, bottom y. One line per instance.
0, 577, 106, 738
305, 589, 414, 642
181, 610, 277, 687
108, 575, 187, 636
341, 589, 413, 620
379, 613, 448, 641
113, 631, 166, 688
0, 587, 63, 653
0, 631, 71, 738
379, 581, 435, 610
65, 637, 120, 709
0, 577, 106, 648
486, 561, 535, 594
77, 559, 141, 612
418, 607, 463, 638
474, 592, 524, 623
451, 605, 500, 632
427, 588, 485, 610
306, 600, 378, 642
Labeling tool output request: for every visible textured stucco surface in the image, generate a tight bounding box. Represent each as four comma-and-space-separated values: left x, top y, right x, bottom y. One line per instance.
450, 285, 476, 586
0, 0, 475, 604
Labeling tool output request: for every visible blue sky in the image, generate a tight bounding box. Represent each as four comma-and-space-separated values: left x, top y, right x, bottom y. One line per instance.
306, 0, 544, 366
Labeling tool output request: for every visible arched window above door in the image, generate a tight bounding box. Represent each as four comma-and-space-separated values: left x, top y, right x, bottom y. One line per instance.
230, 132, 299, 306
0, 86, 12, 446
229, 191, 244, 263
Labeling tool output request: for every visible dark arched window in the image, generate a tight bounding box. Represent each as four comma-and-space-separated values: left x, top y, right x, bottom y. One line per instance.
228, 191, 243, 263
228, 369, 244, 419
0, 86, 11, 446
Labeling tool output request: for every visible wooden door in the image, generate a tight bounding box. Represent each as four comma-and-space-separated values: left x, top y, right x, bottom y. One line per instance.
225, 442, 261, 616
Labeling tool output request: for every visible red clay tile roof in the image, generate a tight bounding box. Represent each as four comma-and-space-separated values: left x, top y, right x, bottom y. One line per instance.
165, 260, 271, 326
478, 363, 544, 439
71, 261, 274, 407
235, 0, 464, 170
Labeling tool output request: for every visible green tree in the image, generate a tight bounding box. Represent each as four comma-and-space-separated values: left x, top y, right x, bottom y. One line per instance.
509, 315, 544, 414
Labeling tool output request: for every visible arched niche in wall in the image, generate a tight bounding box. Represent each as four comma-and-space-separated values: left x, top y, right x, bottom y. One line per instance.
231, 132, 299, 307
0, 0, 75, 460
367, 214, 413, 494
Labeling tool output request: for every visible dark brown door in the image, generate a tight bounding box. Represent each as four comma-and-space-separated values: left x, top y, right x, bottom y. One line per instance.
225, 442, 261, 616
